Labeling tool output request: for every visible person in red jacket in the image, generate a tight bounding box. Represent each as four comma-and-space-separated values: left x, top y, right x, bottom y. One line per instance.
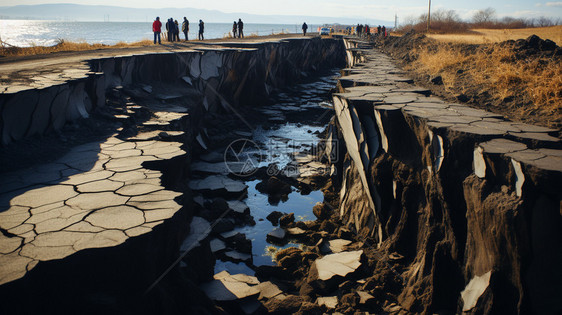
153, 17, 162, 44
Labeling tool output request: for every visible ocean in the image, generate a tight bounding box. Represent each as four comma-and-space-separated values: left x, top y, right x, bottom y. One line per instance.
0, 20, 320, 47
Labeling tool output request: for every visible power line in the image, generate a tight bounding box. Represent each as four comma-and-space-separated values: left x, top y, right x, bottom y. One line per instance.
427, 0, 431, 32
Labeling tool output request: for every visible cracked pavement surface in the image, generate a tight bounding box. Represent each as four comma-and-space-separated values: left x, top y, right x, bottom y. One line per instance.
0, 135, 185, 285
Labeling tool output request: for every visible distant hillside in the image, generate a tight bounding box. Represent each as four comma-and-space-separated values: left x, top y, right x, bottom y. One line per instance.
0, 4, 391, 26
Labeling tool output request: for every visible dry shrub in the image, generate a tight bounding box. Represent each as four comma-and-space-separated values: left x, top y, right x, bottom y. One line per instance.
408, 42, 562, 125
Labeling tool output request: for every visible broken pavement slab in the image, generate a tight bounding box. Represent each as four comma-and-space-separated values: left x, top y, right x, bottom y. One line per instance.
257, 281, 284, 300
316, 296, 338, 309
189, 175, 248, 197
312, 250, 364, 281
181, 216, 212, 252
210, 238, 227, 253
461, 271, 492, 312
0, 135, 187, 285
319, 239, 352, 254
227, 200, 250, 215
224, 250, 253, 263
200, 271, 261, 301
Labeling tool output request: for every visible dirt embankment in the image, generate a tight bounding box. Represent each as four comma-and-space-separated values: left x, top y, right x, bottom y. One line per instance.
378, 32, 562, 132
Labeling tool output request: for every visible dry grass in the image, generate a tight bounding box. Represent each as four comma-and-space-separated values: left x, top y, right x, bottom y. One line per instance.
0, 39, 153, 57
428, 25, 562, 45
408, 42, 562, 125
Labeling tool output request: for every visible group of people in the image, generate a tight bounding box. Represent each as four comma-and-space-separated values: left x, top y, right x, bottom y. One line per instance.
152, 17, 191, 44
152, 17, 245, 44
355, 24, 387, 39
231, 19, 245, 38
163, 17, 188, 42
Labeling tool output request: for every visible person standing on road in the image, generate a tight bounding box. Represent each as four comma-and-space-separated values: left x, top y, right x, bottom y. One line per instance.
198, 20, 205, 40
182, 17, 189, 41
238, 19, 244, 38
165, 18, 170, 41
153, 17, 162, 44
174, 20, 180, 41
232, 21, 237, 38
302, 22, 308, 36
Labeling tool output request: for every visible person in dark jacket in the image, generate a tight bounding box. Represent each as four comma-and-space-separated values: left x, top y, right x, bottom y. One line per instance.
198, 20, 204, 40
232, 21, 237, 38
182, 17, 189, 41
302, 22, 308, 36
166, 18, 172, 41
238, 19, 244, 38
174, 20, 180, 42
382, 25, 386, 37
153, 17, 162, 44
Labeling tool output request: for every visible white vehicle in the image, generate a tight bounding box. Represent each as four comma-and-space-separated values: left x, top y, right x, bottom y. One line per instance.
320, 27, 331, 36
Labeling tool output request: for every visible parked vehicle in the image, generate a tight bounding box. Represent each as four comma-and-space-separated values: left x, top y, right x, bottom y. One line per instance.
320, 27, 331, 36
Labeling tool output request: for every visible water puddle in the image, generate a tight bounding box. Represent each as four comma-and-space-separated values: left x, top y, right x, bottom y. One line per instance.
188, 69, 340, 276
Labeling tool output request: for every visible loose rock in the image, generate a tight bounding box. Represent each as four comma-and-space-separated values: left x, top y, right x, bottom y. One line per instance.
266, 211, 284, 226
279, 213, 295, 227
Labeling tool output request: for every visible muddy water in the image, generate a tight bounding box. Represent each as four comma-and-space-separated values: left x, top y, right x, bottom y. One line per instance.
197, 70, 339, 276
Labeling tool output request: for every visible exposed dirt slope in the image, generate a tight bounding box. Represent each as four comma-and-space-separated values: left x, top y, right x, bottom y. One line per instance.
379, 32, 562, 132
428, 25, 562, 45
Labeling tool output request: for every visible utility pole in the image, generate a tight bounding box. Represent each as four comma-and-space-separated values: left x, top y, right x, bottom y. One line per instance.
427, 0, 431, 32
394, 13, 398, 29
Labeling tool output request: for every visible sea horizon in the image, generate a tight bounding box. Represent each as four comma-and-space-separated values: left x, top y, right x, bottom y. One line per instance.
0, 20, 325, 47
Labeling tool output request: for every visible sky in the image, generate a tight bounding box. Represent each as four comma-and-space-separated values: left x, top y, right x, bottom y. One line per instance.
1, 0, 561, 21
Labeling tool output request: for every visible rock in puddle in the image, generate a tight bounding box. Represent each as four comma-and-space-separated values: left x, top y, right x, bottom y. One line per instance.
256, 176, 292, 196
267, 227, 286, 243
227, 200, 250, 215
286, 227, 307, 237
224, 250, 252, 263
312, 202, 331, 220
278, 213, 295, 227
266, 211, 285, 226
211, 218, 235, 234
200, 270, 260, 301
210, 238, 226, 253
227, 233, 253, 253
220, 230, 241, 240
189, 175, 248, 198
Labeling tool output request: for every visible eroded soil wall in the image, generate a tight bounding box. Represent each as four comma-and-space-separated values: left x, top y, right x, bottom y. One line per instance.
329, 39, 561, 314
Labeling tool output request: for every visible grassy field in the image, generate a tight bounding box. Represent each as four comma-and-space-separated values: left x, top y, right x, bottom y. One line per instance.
428, 25, 562, 45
